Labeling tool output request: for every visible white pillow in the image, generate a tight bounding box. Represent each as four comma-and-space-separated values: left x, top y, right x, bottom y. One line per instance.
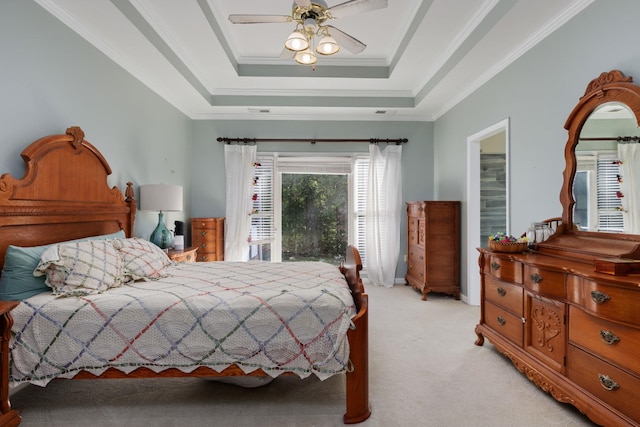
112, 237, 171, 281
34, 240, 126, 296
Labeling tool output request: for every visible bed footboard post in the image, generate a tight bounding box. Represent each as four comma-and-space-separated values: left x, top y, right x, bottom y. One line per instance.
344, 293, 370, 424
0, 302, 20, 426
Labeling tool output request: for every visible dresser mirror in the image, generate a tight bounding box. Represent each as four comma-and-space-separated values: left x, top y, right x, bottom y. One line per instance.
538, 70, 640, 261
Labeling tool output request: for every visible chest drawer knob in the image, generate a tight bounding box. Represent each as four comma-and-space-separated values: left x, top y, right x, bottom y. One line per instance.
496, 287, 506, 297
200, 231, 208, 237
598, 374, 620, 391
491, 262, 500, 270
530, 273, 543, 283
599, 330, 620, 345
497, 315, 506, 326
590, 290, 611, 304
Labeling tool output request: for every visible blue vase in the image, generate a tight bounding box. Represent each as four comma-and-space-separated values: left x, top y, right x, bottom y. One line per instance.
149, 211, 173, 249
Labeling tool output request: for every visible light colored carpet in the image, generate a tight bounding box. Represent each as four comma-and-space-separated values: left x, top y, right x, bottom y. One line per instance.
9, 284, 596, 427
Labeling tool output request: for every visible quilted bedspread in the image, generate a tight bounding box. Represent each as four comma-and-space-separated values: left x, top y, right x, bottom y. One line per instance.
9, 261, 356, 386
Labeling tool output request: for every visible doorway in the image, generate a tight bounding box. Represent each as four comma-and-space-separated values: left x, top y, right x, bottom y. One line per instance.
466, 119, 510, 306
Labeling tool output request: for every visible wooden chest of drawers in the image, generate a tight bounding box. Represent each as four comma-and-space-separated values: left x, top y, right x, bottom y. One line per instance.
405, 201, 460, 300
476, 249, 640, 426
191, 217, 224, 262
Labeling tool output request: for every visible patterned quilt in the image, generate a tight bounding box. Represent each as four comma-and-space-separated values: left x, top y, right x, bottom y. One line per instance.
9, 261, 356, 386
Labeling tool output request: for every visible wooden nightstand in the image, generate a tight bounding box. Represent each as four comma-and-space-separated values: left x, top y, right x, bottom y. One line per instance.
167, 247, 198, 263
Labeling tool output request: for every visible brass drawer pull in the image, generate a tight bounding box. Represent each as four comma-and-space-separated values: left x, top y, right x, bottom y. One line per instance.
598, 374, 620, 391
497, 316, 506, 326
198, 256, 208, 262
491, 262, 500, 270
591, 290, 611, 304
200, 231, 208, 237
200, 243, 207, 248
599, 330, 620, 345
530, 273, 543, 284
497, 287, 506, 297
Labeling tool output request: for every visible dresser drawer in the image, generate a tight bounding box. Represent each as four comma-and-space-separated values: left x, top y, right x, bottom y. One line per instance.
567, 345, 640, 422
568, 279, 640, 327
484, 301, 523, 346
569, 306, 640, 376
523, 265, 565, 298
484, 276, 523, 316
485, 256, 522, 284
407, 202, 425, 218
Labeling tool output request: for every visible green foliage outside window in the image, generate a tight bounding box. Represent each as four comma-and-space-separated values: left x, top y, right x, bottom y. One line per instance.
281, 174, 347, 264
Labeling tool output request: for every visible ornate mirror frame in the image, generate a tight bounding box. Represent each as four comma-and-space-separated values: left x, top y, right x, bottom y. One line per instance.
539, 70, 640, 261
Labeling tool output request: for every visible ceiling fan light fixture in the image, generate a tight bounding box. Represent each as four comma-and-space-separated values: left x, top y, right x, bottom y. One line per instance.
316, 35, 339, 55
284, 30, 309, 51
294, 48, 317, 65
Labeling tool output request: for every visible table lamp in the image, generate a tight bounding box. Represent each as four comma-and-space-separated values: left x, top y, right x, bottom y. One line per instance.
140, 184, 183, 249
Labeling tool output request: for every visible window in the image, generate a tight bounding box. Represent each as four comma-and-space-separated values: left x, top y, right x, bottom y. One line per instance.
575, 152, 622, 231
249, 154, 369, 265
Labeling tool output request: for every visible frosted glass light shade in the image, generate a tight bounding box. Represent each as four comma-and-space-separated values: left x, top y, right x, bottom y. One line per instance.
294, 48, 317, 65
316, 35, 339, 55
284, 31, 309, 51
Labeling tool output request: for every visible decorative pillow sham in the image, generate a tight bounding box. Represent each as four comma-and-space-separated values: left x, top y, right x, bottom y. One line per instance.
34, 239, 126, 297
112, 237, 171, 280
0, 230, 126, 301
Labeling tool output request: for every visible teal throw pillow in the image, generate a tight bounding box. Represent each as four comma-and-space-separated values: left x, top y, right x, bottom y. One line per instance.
0, 230, 126, 301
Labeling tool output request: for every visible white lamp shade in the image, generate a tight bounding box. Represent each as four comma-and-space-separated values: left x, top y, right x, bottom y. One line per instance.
140, 184, 183, 212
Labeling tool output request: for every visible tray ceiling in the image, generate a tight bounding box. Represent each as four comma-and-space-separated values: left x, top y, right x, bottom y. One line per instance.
35, 0, 594, 121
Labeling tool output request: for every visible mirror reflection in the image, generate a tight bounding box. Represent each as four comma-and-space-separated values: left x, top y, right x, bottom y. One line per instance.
574, 102, 640, 233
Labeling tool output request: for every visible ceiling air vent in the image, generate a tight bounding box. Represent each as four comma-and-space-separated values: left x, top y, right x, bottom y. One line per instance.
375, 110, 396, 115
248, 108, 271, 114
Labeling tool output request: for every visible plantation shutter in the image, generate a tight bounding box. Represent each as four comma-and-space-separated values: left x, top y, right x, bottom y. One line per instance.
596, 154, 623, 231
355, 157, 369, 266
251, 155, 275, 244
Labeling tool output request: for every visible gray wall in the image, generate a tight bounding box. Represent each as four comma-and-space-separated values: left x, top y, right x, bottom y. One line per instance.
191, 120, 434, 279
434, 0, 640, 299
0, 0, 192, 239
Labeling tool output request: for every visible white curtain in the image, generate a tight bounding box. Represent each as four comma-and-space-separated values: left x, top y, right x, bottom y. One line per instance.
365, 144, 403, 287
224, 144, 257, 261
618, 143, 640, 233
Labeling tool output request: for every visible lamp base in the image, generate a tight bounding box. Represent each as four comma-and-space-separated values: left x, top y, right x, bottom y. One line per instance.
149, 211, 173, 249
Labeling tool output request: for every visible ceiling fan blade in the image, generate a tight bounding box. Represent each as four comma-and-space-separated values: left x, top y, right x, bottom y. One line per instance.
325, 25, 366, 54
294, 0, 312, 7
280, 48, 295, 59
327, 0, 388, 19
228, 14, 291, 24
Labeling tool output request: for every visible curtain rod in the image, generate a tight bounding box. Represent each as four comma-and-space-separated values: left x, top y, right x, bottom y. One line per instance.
217, 137, 408, 145
579, 136, 640, 141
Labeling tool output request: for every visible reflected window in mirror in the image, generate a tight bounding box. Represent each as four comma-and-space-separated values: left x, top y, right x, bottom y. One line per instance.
575, 102, 640, 233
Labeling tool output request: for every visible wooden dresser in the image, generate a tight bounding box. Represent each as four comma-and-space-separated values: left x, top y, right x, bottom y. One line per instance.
191, 217, 224, 262
476, 245, 640, 426
405, 201, 460, 300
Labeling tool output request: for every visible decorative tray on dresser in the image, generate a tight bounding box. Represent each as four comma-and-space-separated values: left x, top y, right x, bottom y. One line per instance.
475, 70, 640, 427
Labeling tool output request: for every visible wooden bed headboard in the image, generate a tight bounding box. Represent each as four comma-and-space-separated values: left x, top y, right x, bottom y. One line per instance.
0, 126, 136, 272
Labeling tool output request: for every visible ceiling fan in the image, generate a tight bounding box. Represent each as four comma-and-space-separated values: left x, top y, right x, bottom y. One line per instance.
228, 0, 388, 66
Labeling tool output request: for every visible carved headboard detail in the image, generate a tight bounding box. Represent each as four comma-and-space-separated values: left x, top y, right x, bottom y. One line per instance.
0, 127, 136, 272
